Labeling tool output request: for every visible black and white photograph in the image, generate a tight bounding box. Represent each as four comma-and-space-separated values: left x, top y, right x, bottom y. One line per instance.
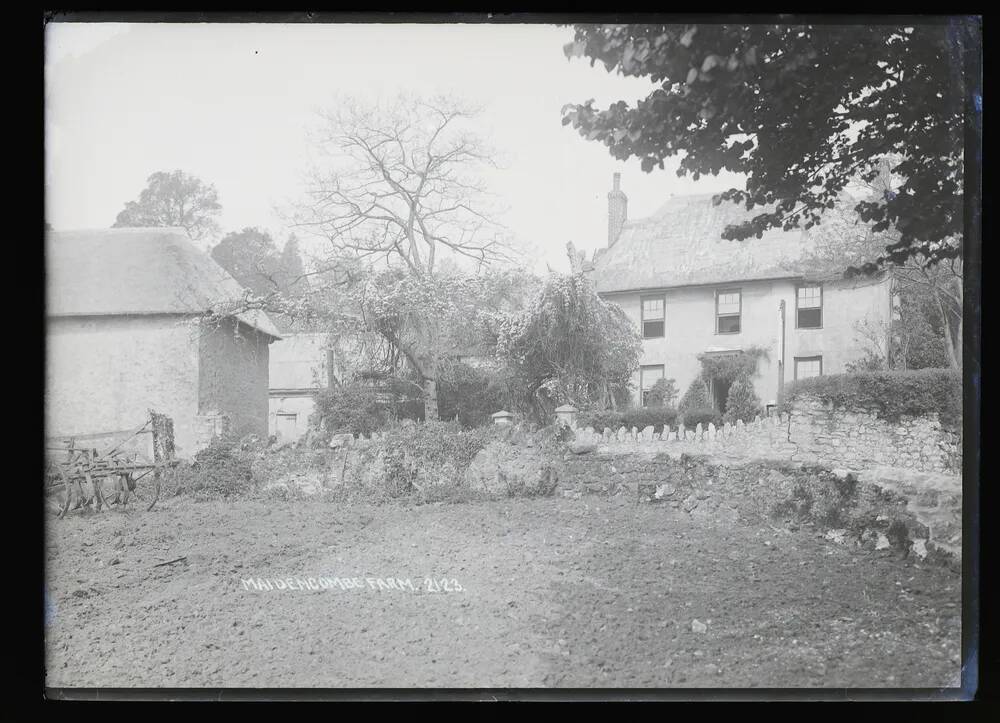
43, 14, 981, 698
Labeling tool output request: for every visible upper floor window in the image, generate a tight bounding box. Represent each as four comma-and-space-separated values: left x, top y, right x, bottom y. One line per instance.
641, 296, 665, 338
796, 284, 823, 328
794, 356, 823, 380
640, 364, 665, 406
716, 288, 742, 334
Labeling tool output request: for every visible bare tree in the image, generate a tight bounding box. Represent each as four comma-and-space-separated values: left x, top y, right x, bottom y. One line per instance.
293, 94, 510, 276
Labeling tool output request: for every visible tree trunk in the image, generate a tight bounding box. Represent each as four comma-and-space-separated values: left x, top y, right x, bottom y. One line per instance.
934, 294, 961, 370
424, 378, 439, 421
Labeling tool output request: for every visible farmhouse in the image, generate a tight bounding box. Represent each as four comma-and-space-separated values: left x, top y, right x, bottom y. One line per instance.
586, 175, 893, 411
46, 227, 282, 457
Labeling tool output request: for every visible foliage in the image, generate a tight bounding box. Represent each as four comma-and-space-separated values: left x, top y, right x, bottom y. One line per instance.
356, 266, 528, 420
211, 228, 310, 301
645, 377, 679, 408
113, 169, 222, 241
678, 378, 711, 415
355, 421, 501, 498
723, 376, 763, 425
185, 433, 266, 498
491, 272, 643, 421
697, 346, 767, 384
799, 157, 962, 370
845, 349, 890, 374
779, 369, 962, 431
437, 361, 516, 428
561, 23, 971, 268
681, 407, 723, 428
314, 383, 386, 437
579, 406, 679, 434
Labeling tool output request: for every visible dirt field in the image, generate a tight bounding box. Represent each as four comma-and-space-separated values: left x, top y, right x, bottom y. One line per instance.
44, 495, 962, 690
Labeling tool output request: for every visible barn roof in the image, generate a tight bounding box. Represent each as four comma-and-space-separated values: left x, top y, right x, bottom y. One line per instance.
588, 193, 831, 294
46, 227, 282, 338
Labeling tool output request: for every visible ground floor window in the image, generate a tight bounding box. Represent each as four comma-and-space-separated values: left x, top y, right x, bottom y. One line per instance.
794, 356, 823, 380
639, 364, 665, 406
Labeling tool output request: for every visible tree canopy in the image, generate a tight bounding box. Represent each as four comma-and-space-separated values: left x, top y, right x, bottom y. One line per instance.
561, 22, 973, 268
210, 228, 311, 301
113, 170, 222, 241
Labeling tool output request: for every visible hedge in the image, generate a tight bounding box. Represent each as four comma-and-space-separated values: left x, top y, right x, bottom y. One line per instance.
682, 407, 723, 428
779, 369, 961, 431
579, 407, 679, 434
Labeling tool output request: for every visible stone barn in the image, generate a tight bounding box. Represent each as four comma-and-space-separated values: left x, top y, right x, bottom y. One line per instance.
46, 227, 282, 457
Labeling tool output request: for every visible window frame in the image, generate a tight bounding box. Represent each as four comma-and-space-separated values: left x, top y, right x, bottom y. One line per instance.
715, 287, 742, 335
795, 283, 824, 329
793, 355, 823, 381
640, 294, 666, 339
639, 364, 665, 407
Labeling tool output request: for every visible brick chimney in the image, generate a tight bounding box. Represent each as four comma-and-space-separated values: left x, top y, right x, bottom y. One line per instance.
608, 172, 628, 247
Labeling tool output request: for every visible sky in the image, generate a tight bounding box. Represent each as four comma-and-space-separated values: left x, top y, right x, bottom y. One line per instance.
45, 22, 745, 273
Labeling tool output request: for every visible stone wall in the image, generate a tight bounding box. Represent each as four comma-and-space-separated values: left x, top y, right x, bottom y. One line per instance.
784, 397, 961, 474
566, 394, 961, 475
557, 448, 962, 563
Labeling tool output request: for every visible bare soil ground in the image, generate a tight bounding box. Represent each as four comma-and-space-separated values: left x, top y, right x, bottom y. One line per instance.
44, 496, 962, 689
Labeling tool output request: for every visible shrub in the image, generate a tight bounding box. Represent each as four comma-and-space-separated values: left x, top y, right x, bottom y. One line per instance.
186, 433, 266, 498
314, 383, 386, 437
779, 369, 961, 432
723, 376, 763, 425
437, 362, 514, 428
579, 406, 679, 434
645, 378, 679, 408
351, 421, 501, 498
678, 378, 711, 415
681, 407, 722, 428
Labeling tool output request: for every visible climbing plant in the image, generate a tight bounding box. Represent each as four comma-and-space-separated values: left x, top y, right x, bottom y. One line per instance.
697, 346, 769, 385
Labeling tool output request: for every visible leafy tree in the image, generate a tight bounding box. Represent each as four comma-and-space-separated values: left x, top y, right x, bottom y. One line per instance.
210, 227, 283, 297
113, 170, 222, 241
723, 376, 763, 425
293, 93, 510, 276
491, 272, 643, 422
561, 22, 974, 268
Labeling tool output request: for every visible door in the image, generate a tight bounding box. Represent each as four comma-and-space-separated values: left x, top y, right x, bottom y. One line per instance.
276, 413, 298, 441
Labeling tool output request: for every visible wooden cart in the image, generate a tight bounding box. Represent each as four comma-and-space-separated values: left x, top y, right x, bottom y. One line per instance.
45, 410, 177, 517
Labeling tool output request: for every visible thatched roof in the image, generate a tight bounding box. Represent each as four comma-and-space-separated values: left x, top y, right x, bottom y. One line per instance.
589, 194, 830, 294
46, 227, 281, 338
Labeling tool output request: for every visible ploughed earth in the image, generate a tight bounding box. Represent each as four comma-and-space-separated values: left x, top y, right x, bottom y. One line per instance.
45, 496, 962, 690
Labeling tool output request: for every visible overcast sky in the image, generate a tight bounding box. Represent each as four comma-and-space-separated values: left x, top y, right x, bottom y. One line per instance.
45, 22, 745, 273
